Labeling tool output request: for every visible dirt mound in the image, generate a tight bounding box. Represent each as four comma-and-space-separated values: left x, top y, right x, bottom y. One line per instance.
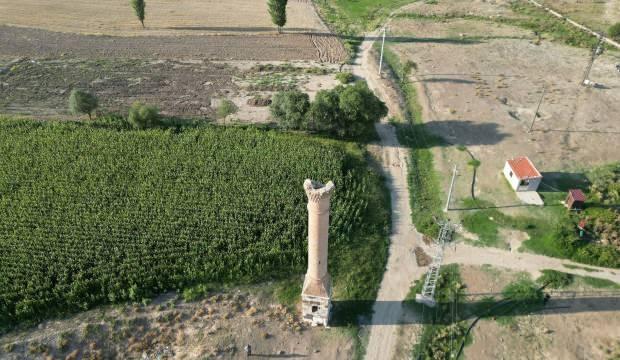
247, 97, 272, 107
414, 247, 432, 266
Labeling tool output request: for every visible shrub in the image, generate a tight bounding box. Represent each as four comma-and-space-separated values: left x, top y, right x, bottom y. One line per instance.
587, 162, 620, 205
182, 284, 210, 302
609, 22, 620, 41
467, 159, 481, 168
270, 90, 310, 129
335, 72, 355, 84
501, 278, 544, 314
216, 99, 238, 119
537, 270, 573, 288
128, 102, 160, 129
68, 89, 98, 120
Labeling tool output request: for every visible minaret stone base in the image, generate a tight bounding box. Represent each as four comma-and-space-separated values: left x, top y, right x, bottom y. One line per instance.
301, 274, 332, 326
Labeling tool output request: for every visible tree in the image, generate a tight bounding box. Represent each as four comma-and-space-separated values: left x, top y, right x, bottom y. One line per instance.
68, 89, 98, 120
337, 81, 387, 138
128, 102, 160, 129
130, 0, 146, 28
306, 89, 340, 133
270, 90, 310, 129
267, 0, 287, 33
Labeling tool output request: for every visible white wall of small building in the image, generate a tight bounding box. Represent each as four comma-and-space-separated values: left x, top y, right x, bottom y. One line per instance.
503, 162, 520, 191
503, 161, 542, 192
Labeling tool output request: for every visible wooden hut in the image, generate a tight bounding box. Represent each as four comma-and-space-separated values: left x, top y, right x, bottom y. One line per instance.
566, 189, 586, 210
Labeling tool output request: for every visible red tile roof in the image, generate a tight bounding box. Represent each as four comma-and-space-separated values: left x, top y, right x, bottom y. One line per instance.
569, 189, 586, 202
507, 156, 542, 179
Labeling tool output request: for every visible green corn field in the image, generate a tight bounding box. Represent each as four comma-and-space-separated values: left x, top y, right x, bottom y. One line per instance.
0, 119, 371, 326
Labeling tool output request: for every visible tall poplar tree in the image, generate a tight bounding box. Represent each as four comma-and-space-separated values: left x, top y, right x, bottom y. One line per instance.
130, 0, 146, 28
268, 0, 287, 33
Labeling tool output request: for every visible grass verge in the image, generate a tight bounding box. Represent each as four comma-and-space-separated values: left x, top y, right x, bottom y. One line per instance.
380, 44, 444, 237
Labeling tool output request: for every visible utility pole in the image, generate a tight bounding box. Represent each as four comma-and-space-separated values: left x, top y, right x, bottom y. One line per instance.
378, 27, 387, 76
528, 85, 546, 133
444, 165, 457, 212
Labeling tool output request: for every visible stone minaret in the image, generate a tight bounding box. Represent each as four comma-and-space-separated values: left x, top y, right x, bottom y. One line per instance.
301, 179, 335, 327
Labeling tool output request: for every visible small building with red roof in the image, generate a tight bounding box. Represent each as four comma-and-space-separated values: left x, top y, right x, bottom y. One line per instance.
566, 189, 586, 210
503, 156, 543, 192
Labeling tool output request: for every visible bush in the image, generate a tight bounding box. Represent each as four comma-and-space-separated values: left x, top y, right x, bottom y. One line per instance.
501, 278, 544, 314
537, 270, 573, 288
68, 89, 98, 120
182, 284, 210, 302
587, 162, 620, 205
335, 72, 355, 84
216, 99, 238, 119
128, 102, 160, 129
609, 22, 620, 41
270, 90, 310, 129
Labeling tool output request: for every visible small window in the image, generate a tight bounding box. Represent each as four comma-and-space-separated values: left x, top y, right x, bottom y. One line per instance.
312, 306, 318, 313
520, 179, 530, 186
509, 171, 513, 177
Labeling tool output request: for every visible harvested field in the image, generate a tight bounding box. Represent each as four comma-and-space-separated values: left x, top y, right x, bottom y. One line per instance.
389, 16, 620, 210
0, 25, 347, 63
0, 0, 326, 36
0, 58, 236, 117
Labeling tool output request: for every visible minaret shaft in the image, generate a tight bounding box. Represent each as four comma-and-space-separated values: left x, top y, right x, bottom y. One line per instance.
301, 179, 334, 327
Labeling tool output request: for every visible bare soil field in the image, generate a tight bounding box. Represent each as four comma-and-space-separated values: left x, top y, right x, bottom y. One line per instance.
0, 25, 347, 63
401, 0, 518, 18
0, 0, 326, 36
0, 58, 341, 119
460, 265, 620, 360
0, 284, 354, 359
389, 16, 620, 211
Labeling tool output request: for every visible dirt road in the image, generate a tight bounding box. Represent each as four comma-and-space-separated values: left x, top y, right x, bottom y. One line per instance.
445, 243, 620, 283
351, 32, 427, 360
